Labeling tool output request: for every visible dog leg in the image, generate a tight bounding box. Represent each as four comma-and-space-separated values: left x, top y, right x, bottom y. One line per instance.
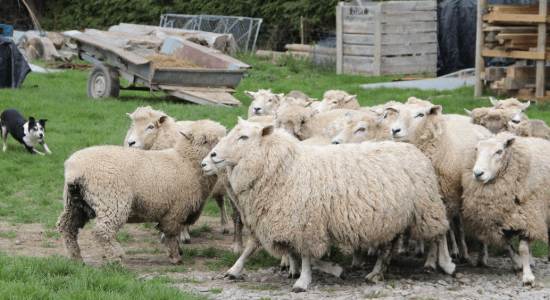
1, 125, 7, 152
40, 141, 52, 155
26, 146, 44, 155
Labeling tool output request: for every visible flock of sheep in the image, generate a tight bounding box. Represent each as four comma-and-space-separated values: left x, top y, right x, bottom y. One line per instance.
56, 89, 550, 292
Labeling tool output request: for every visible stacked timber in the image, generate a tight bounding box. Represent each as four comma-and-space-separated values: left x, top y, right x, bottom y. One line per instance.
485, 64, 550, 101
256, 44, 336, 60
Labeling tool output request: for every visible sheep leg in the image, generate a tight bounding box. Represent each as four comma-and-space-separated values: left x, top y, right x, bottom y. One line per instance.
311, 258, 345, 279
414, 240, 425, 258
437, 234, 456, 276
365, 237, 398, 283
548, 229, 550, 262
291, 254, 312, 293
477, 242, 488, 268
503, 240, 522, 272
92, 212, 126, 262
519, 239, 535, 287
214, 194, 229, 235
453, 215, 470, 263
163, 233, 183, 264
529, 245, 536, 268
447, 227, 459, 260
280, 253, 290, 271
231, 201, 244, 254
350, 247, 363, 270
181, 226, 191, 244
423, 240, 438, 272
367, 247, 377, 257
288, 252, 300, 279
57, 204, 87, 261
397, 230, 411, 256
225, 235, 260, 279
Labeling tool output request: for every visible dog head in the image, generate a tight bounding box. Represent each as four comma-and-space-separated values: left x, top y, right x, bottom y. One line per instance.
28, 117, 47, 140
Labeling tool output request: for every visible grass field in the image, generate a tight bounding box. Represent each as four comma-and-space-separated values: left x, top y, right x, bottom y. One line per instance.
1, 54, 549, 297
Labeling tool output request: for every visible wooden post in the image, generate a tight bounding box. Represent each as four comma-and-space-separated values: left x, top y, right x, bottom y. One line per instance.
373, 4, 382, 76
336, 2, 344, 74
300, 16, 304, 45
536, 0, 548, 100
475, 0, 488, 97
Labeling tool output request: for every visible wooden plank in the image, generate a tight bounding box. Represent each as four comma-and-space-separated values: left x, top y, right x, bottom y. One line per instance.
343, 43, 437, 57
343, 21, 435, 35
482, 49, 545, 60
497, 33, 539, 43
337, 2, 344, 74
382, 32, 437, 45
381, 54, 437, 67
483, 13, 547, 23
536, 0, 548, 98
381, 11, 437, 24
489, 4, 540, 14
507, 66, 550, 79
343, 56, 375, 74
483, 26, 538, 33
343, 21, 374, 34
344, 44, 375, 56
484, 67, 507, 81
343, 15, 375, 24
343, 33, 375, 45
381, 63, 437, 76
380, 1, 437, 12
374, 4, 382, 76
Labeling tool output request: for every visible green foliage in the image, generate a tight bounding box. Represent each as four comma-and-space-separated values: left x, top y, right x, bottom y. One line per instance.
0, 230, 17, 238
116, 228, 134, 244
189, 223, 213, 238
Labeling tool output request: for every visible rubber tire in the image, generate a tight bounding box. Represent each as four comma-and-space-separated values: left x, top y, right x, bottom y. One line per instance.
87, 63, 120, 99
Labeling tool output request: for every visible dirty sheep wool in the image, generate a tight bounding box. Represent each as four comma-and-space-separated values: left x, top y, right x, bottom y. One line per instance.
209, 118, 454, 292
57, 120, 226, 264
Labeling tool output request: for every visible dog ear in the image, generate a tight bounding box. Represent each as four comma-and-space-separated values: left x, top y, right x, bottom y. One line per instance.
39, 119, 47, 127
29, 117, 35, 124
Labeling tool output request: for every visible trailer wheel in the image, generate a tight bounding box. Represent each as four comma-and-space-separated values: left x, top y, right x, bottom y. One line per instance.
87, 63, 120, 99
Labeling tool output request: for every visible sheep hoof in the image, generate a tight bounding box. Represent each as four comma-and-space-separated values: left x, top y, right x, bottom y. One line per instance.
339, 269, 348, 280
291, 287, 306, 293
288, 272, 301, 279
476, 261, 488, 268
415, 252, 424, 259
178, 247, 183, 255
221, 228, 229, 235
523, 280, 535, 288
422, 266, 437, 274
183, 238, 191, 244
226, 274, 243, 280
280, 265, 289, 271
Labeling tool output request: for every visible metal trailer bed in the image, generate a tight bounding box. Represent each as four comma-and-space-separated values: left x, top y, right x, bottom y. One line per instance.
61, 30, 250, 106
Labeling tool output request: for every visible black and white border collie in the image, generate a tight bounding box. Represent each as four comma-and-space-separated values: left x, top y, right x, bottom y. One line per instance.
0, 108, 51, 155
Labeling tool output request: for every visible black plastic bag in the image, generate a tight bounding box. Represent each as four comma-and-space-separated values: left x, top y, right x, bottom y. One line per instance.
0, 37, 31, 89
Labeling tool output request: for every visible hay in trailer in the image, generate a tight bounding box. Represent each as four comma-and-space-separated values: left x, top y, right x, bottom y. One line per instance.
144, 55, 205, 69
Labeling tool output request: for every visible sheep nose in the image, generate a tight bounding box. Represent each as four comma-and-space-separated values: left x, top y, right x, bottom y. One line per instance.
331, 139, 340, 145
392, 128, 401, 135
128, 141, 136, 147
210, 152, 217, 158
201, 162, 207, 168
474, 170, 484, 178
254, 107, 261, 112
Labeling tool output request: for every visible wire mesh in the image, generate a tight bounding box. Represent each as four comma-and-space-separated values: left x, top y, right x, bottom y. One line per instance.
160, 14, 263, 54
311, 34, 336, 68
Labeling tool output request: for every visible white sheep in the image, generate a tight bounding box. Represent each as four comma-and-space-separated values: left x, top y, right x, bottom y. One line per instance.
206, 118, 455, 292
461, 132, 550, 286
123, 106, 230, 243
315, 90, 359, 113
509, 116, 550, 140
388, 97, 492, 266
246, 89, 284, 117
57, 120, 226, 264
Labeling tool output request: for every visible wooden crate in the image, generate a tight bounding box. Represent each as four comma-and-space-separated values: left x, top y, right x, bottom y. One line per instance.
336, 1, 437, 76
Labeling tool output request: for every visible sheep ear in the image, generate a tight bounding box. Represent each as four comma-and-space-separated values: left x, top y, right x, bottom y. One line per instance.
490, 97, 499, 106
375, 111, 388, 124
261, 125, 274, 136
428, 105, 442, 115
464, 108, 473, 117
126, 112, 134, 119
474, 130, 486, 141
273, 93, 284, 102
304, 101, 313, 108
504, 137, 515, 148
308, 98, 318, 101
385, 107, 399, 114
522, 101, 531, 111
179, 131, 192, 141
344, 95, 356, 103
159, 115, 168, 124
237, 116, 245, 125
244, 91, 256, 98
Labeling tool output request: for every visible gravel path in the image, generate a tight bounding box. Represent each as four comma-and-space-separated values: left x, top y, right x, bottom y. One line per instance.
139, 255, 550, 299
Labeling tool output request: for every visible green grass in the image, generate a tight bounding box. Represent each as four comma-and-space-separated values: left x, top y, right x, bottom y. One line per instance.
125, 248, 164, 255
43, 230, 60, 239
201, 197, 233, 218
188, 223, 213, 238
0, 230, 17, 238
0, 53, 549, 275
209, 288, 223, 294
0, 253, 204, 299
238, 284, 279, 291
115, 228, 134, 244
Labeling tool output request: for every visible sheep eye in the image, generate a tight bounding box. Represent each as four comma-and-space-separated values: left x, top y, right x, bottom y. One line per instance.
238, 135, 249, 141
356, 127, 366, 133
416, 113, 425, 118
496, 149, 503, 155
268, 99, 272, 102
300, 119, 305, 125
332, 101, 338, 104
147, 125, 154, 130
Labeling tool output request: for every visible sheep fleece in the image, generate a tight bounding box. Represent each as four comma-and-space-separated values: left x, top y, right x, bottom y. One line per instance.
228, 133, 449, 258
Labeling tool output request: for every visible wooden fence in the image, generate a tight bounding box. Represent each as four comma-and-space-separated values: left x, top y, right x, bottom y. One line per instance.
336, 1, 437, 76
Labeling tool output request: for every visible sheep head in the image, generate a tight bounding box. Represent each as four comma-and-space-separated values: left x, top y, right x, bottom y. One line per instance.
331, 113, 388, 145
124, 106, 173, 149
208, 117, 273, 169
316, 90, 359, 113
246, 89, 284, 116
389, 101, 443, 144
178, 120, 227, 159
471, 132, 516, 183
274, 104, 316, 141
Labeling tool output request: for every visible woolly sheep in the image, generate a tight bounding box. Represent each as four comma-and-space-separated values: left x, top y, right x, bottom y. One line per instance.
275, 105, 369, 141
207, 118, 455, 292
315, 90, 359, 113
461, 132, 550, 286
57, 120, 226, 264
331, 113, 390, 144
388, 97, 492, 265
465, 108, 512, 134
246, 89, 284, 117
123, 106, 230, 242
509, 117, 550, 140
